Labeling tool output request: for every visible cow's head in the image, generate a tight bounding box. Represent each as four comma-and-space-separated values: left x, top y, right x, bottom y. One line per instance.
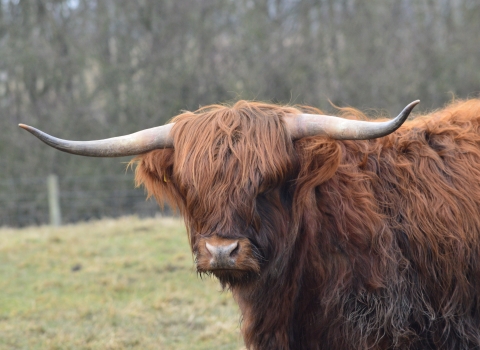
134, 102, 301, 287
19, 100, 418, 287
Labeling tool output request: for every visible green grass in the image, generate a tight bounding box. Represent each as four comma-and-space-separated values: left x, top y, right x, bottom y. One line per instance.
0, 217, 245, 350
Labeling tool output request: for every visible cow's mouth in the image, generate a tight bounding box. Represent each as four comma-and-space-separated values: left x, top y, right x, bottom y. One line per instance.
200, 267, 247, 277
210, 268, 245, 276
218, 271, 258, 287
197, 267, 258, 287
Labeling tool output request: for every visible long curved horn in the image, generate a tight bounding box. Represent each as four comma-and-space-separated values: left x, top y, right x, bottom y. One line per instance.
18, 123, 174, 157
285, 100, 420, 140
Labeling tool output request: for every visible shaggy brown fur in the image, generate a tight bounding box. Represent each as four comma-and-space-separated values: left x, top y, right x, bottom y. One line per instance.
133, 99, 480, 349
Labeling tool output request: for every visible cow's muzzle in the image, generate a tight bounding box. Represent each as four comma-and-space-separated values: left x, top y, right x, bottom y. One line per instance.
205, 240, 239, 269
196, 236, 260, 276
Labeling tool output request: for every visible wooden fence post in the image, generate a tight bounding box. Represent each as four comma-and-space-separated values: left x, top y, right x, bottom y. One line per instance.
47, 174, 62, 226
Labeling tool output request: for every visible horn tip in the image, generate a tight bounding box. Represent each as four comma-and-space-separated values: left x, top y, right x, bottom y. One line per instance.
402, 100, 420, 114
18, 123, 34, 131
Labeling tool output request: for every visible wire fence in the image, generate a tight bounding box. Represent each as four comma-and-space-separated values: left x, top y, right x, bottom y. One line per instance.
0, 174, 170, 227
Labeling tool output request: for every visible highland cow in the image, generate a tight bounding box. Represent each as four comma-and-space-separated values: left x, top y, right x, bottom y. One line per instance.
20, 98, 480, 349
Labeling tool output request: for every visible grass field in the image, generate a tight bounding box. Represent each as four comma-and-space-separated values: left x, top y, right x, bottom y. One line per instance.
0, 217, 245, 350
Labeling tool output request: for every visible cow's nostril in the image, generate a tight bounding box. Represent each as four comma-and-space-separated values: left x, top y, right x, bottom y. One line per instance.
230, 242, 239, 257
205, 242, 216, 257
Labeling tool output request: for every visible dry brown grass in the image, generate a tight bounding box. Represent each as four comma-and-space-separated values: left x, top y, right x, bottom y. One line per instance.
0, 217, 245, 349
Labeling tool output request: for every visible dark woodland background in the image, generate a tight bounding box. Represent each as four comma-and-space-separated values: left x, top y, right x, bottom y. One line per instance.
2, 0, 480, 225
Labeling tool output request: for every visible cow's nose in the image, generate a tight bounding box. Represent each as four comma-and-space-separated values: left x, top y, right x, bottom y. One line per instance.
205, 241, 239, 269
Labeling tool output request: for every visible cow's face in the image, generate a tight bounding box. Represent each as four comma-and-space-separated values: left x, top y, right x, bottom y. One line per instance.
136, 103, 299, 287
177, 145, 296, 287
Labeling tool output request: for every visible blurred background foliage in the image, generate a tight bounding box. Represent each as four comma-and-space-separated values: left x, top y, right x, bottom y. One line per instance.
1, 0, 480, 225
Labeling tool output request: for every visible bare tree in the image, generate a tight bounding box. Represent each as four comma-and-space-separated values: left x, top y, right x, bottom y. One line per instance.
1, 0, 479, 225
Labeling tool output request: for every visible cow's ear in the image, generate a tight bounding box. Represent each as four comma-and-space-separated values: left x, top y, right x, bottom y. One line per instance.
130, 149, 181, 210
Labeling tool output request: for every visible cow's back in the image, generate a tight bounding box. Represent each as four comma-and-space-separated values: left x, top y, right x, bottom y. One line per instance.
295, 99, 480, 349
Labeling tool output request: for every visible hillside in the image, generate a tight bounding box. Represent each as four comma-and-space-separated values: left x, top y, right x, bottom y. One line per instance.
0, 217, 244, 350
